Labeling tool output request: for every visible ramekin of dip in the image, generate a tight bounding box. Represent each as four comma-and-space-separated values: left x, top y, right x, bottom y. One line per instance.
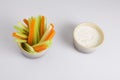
73, 22, 104, 53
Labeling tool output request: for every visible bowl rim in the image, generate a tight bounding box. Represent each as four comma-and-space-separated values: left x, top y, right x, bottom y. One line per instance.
17, 42, 47, 58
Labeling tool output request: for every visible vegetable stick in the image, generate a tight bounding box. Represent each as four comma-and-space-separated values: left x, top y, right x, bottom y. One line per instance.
18, 22, 28, 32
45, 23, 55, 40
50, 23, 54, 28
40, 16, 45, 37
15, 39, 27, 43
45, 29, 55, 41
15, 32, 28, 38
44, 17, 47, 32
40, 24, 55, 42
33, 40, 52, 52
33, 16, 41, 44
13, 32, 27, 40
23, 19, 29, 27
39, 24, 52, 42
28, 18, 35, 45
21, 43, 35, 53
32, 40, 52, 48
14, 25, 27, 34
33, 44, 47, 52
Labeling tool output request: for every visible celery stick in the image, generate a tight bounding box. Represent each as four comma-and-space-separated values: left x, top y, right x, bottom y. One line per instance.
15, 39, 27, 43
14, 25, 26, 33
18, 22, 28, 32
15, 32, 28, 38
37, 16, 41, 42
21, 43, 35, 53
33, 16, 41, 44
32, 40, 52, 47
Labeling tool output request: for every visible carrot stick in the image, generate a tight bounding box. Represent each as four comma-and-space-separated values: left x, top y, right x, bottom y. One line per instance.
45, 29, 55, 41
13, 32, 27, 40
33, 44, 47, 52
45, 24, 55, 40
28, 18, 35, 45
23, 19, 29, 27
40, 16, 45, 37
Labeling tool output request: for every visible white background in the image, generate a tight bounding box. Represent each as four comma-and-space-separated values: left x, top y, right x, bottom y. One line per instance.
0, 0, 120, 80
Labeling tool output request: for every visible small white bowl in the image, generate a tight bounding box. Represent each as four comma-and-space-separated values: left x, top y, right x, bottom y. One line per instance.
73, 22, 104, 53
18, 43, 47, 58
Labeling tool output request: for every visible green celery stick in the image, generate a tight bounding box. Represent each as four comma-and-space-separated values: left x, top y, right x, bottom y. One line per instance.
14, 25, 26, 33
33, 16, 41, 44
37, 16, 42, 42
15, 32, 28, 39
21, 43, 35, 53
38, 16, 42, 39
18, 22, 29, 32
44, 40, 52, 48
15, 39, 27, 43
32, 40, 52, 48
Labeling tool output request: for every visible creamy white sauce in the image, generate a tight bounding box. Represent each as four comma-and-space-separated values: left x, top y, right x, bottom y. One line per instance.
74, 26, 102, 48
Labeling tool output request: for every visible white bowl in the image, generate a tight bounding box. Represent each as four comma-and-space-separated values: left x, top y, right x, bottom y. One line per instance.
73, 22, 104, 53
18, 43, 47, 58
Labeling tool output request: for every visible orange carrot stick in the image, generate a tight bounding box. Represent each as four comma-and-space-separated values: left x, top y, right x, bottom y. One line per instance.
13, 32, 27, 40
23, 19, 29, 27
45, 24, 55, 40
40, 16, 45, 37
45, 29, 55, 41
33, 44, 47, 52
28, 18, 35, 45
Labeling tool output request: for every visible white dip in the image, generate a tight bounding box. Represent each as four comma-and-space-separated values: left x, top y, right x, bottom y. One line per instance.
74, 26, 102, 48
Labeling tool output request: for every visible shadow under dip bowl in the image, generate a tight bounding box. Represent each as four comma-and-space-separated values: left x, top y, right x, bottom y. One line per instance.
73, 22, 104, 53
